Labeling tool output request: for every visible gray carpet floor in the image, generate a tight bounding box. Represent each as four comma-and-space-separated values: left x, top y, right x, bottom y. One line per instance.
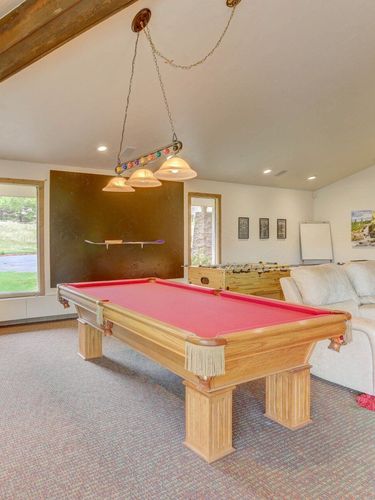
0, 323, 374, 499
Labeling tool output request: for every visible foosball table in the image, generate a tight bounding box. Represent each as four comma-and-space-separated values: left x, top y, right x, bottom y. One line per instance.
188, 263, 291, 300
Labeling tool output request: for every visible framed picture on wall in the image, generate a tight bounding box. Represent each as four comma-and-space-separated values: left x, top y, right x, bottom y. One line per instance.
259, 218, 269, 239
351, 210, 375, 247
277, 219, 287, 239
238, 217, 249, 239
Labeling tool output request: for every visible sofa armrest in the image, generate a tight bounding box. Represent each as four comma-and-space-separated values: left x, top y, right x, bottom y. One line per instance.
352, 317, 375, 353
311, 319, 375, 395
348, 317, 375, 394
280, 277, 303, 303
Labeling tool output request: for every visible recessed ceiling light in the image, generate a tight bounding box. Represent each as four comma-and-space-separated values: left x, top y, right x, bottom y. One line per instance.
263, 169, 272, 175
97, 145, 108, 152
307, 176, 317, 181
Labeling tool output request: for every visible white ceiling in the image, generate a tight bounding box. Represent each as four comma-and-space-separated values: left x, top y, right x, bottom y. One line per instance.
0, 0, 24, 19
1, 0, 375, 190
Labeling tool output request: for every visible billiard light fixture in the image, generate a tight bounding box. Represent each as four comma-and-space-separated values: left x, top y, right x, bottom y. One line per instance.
103, 1, 240, 192
155, 157, 196, 181
128, 168, 161, 188
103, 9, 195, 192
102, 176, 135, 192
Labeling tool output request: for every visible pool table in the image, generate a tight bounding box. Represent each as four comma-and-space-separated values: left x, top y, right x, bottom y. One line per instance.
58, 278, 350, 463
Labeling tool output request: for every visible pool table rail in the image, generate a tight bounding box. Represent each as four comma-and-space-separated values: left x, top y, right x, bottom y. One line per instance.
58, 283, 350, 389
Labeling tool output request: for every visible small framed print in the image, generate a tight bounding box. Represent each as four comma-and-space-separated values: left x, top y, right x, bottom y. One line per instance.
277, 218, 287, 239
259, 218, 269, 239
238, 217, 249, 239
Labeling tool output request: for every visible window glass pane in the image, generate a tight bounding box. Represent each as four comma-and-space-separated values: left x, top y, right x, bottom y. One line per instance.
190, 196, 218, 266
0, 183, 39, 295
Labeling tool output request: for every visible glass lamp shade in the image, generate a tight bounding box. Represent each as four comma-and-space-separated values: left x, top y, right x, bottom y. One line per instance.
102, 176, 135, 192
155, 156, 197, 181
128, 168, 162, 188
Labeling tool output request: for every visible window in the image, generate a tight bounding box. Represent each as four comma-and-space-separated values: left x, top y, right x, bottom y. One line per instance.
0, 179, 44, 298
188, 193, 221, 266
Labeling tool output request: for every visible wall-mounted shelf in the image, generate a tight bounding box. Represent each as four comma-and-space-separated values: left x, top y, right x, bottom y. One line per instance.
85, 239, 165, 250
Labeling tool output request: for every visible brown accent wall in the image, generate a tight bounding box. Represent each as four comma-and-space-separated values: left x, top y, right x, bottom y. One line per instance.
50, 170, 184, 287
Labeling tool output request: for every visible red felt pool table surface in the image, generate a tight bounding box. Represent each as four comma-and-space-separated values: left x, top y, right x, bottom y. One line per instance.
68, 278, 332, 338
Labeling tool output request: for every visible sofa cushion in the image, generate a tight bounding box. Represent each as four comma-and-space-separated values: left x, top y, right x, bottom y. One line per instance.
344, 261, 375, 302
361, 296, 375, 304
291, 264, 359, 306
359, 304, 375, 321
280, 277, 303, 303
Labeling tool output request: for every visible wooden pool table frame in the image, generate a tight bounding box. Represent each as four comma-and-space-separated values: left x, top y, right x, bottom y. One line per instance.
58, 282, 349, 463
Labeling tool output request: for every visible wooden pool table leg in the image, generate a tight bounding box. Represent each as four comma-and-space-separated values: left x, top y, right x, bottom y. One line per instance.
264, 364, 312, 430
78, 319, 103, 360
183, 381, 236, 463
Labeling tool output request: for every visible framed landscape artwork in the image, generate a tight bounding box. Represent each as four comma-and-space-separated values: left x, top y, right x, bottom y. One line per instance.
238, 217, 249, 239
351, 210, 375, 247
277, 219, 287, 239
259, 218, 269, 239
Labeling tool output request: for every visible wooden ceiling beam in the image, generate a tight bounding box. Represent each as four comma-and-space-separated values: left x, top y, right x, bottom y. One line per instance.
0, 0, 138, 82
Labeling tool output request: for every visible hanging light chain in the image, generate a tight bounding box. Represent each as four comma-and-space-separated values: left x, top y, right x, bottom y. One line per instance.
115, 3, 237, 169
146, 32, 178, 142
117, 32, 140, 164
143, 6, 236, 71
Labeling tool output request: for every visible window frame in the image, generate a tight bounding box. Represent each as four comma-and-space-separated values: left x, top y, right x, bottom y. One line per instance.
0, 178, 45, 299
188, 192, 222, 266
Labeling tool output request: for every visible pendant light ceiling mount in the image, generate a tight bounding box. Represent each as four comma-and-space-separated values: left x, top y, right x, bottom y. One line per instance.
131, 0, 238, 34
226, 0, 242, 7
131, 8, 151, 33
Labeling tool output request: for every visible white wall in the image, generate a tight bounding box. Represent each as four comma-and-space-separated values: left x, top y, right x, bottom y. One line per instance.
0, 159, 110, 322
3, 156, 374, 322
313, 164, 375, 262
184, 179, 313, 267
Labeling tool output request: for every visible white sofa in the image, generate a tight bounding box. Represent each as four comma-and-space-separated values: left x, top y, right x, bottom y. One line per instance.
280, 262, 375, 395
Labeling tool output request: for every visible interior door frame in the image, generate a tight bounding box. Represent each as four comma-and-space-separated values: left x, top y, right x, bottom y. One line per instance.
187, 192, 222, 266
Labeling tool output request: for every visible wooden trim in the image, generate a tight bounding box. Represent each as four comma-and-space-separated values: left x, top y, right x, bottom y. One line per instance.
0, 0, 138, 82
0, 178, 45, 186
187, 192, 222, 266
0, 178, 45, 298
0, 319, 76, 335
37, 181, 45, 296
